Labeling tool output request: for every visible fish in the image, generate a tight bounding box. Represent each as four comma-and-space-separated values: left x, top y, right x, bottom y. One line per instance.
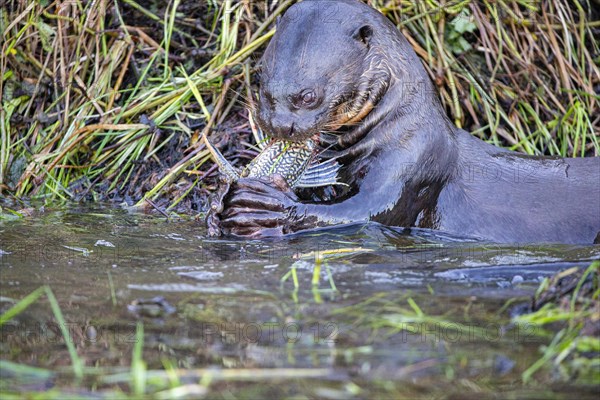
202, 114, 344, 189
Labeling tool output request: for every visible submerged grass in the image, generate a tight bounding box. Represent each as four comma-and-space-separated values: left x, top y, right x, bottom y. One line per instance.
0, 286, 83, 379
0, 0, 598, 209
0, 285, 331, 398
514, 261, 600, 383
1, 263, 598, 397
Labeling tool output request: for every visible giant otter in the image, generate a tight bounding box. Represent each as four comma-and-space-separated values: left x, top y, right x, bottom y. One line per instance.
210, 0, 600, 244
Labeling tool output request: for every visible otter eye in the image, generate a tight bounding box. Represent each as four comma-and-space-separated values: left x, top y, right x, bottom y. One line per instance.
301, 90, 316, 105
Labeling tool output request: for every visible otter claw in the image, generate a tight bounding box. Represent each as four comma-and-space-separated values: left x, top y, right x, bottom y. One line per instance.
206, 174, 232, 237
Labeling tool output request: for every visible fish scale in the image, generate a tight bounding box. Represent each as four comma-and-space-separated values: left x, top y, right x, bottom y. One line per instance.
241, 140, 315, 187
203, 133, 344, 189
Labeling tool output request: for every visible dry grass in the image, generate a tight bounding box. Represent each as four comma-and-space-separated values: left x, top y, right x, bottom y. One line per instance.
378, 0, 600, 155
1, 0, 598, 211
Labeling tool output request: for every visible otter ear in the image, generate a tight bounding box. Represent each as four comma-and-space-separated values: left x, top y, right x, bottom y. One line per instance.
353, 25, 373, 46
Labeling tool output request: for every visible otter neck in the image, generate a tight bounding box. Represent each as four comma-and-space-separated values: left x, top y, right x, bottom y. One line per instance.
336, 24, 452, 150
337, 75, 457, 153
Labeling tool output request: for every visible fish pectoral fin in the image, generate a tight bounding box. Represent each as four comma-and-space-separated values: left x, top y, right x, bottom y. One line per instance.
305, 158, 340, 175
202, 132, 240, 182
296, 160, 348, 188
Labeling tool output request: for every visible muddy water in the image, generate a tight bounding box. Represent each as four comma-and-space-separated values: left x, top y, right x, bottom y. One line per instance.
1, 206, 598, 398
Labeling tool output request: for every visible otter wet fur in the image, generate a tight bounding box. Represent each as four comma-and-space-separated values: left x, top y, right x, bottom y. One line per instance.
209, 0, 600, 244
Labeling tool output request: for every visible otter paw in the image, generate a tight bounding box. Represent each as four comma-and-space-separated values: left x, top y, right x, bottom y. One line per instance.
219, 176, 300, 237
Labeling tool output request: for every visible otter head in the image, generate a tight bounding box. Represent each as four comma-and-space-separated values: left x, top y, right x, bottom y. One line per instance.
254, 0, 396, 142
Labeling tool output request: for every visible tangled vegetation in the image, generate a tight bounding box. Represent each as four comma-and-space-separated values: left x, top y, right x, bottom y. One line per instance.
1, 0, 598, 212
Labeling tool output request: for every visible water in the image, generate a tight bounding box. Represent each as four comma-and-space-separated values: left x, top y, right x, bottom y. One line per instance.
1, 205, 598, 398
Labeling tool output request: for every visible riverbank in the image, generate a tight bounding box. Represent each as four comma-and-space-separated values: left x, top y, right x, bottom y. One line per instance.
1, 0, 598, 212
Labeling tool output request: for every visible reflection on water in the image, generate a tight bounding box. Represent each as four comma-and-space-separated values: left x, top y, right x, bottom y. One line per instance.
1, 205, 598, 398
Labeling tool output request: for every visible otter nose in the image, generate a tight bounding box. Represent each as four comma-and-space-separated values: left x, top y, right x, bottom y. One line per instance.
272, 122, 295, 138
269, 113, 296, 139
